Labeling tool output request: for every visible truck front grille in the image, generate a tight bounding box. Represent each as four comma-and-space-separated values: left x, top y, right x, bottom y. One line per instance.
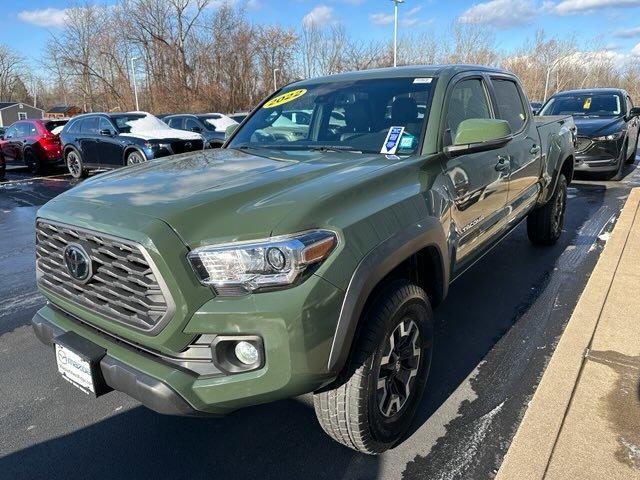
36, 220, 172, 333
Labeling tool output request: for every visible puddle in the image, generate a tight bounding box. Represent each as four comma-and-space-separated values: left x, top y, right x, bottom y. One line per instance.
586, 350, 640, 470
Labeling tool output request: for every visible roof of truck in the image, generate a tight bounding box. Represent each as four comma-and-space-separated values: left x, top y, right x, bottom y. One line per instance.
292, 65, 512, 86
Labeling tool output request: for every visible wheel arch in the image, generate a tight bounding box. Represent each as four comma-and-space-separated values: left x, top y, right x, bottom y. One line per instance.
323, 218, 449, 384
122, 146, 147, 165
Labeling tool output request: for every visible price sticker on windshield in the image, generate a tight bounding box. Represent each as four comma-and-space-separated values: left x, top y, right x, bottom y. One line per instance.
583, 98, 592, 109
381, 126, 405, 155
263, 89, 307, 109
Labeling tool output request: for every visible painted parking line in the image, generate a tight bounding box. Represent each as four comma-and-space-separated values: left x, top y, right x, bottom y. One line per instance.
0, 174, 71, 186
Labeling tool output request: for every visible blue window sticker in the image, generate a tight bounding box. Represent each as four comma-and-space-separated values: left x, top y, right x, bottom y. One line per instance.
398, 134, 415, 150
381, 126, 405, 155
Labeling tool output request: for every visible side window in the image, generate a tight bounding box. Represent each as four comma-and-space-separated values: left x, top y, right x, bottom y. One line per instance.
28, 123, 38, 135
492, 78, 526, 133
184, 118, 201, 131
81, 116, 98, 135
168, 117, 183, 129
5, 125, 17, 138
98, 117, 113, 133
445, 78, 492, 144
14, 123, 30, 137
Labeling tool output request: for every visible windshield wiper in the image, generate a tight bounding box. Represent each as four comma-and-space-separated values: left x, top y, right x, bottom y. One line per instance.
307, 146, 363, 153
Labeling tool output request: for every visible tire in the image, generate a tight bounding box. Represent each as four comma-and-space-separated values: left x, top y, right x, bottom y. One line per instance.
24, 149, 44, 175
626, 136, 638, 165
313, 280, 434, 454
527, 173, 567, 245
126, 150, 146, 166
608, 141, 627, 181
66, 149, 87, 179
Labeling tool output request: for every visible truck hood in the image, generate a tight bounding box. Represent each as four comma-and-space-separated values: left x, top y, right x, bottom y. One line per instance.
45, 148, 392, 246
573, 116, 625, 137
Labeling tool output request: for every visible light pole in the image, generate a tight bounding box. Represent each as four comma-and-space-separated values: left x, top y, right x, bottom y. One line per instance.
131, 56, 140, 111
391, 0, 405, 67
273, 68, 280, 91
543, 54, 572, 102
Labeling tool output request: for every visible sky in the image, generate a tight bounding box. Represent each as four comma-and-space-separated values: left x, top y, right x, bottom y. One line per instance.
3, 0, 640, 66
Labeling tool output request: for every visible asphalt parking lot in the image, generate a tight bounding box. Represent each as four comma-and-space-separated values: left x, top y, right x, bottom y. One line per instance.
1, 161, 639, 480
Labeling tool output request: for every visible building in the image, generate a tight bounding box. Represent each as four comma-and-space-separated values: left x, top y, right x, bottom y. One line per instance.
45, 105, 83, 119
0, 102, 44, 127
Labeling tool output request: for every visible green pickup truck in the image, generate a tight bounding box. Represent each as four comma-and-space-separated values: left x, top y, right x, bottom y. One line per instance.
32, 65, 575, 454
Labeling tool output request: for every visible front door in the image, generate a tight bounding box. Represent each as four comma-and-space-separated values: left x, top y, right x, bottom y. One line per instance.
96, 117, 123, 166
78, 116, 101, 166
443, 76, 510, 274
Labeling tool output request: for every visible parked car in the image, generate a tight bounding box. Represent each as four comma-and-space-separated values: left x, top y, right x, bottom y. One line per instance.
0, 119, 67, 174
59, 111, 205, 178
530, 101, 543, 114
539, 88, 640, 180
163, 113, 237, 148
32, 65, 575, 454
0, 147, 5, 179
228, 112, 249, 123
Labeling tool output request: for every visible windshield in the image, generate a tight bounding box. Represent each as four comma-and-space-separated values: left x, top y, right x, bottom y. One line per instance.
540, 94, 623, 117
228, 77, 434, 155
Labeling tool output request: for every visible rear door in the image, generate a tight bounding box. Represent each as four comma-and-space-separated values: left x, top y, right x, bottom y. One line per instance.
78, 116, 101, 165
443, 75, 511, 272
489, 75, 542, 224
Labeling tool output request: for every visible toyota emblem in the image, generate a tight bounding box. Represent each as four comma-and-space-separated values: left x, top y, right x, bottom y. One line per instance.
63, 244, 92, 282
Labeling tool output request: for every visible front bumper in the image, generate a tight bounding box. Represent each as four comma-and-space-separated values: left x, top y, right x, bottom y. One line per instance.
574, 137, 624, 172
32, 269, 344, 416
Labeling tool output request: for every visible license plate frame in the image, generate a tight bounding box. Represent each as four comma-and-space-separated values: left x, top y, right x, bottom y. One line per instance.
54, 331, 110, 397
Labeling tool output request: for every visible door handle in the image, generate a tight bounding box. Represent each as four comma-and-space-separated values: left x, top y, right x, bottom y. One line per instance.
530, 145, 541, 155
495, 155, 510, 172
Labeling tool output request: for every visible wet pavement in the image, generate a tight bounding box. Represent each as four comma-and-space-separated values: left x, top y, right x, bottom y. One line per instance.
0, 161, 639, 479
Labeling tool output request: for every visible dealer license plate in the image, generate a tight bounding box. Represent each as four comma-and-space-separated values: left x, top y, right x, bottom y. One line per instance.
55, 343, 96, 394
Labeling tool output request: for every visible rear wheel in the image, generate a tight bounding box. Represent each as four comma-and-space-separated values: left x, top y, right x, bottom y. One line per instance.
126, 150, 146, 166
313, 280, 433, 454
66, 149, 87, 179
527, 173, 567, 245
25, 149, 44, 175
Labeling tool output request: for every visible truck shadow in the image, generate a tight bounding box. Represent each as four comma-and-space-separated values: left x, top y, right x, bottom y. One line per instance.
0, 182, 612, 480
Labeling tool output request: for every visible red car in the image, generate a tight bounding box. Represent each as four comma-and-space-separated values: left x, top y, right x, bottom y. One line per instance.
0, 119, 67, 174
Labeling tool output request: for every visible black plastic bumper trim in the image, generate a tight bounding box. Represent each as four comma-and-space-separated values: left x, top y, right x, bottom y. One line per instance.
31, 311, 207, 417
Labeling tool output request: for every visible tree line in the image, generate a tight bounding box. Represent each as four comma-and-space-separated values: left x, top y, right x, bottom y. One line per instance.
2, 0, 640, 114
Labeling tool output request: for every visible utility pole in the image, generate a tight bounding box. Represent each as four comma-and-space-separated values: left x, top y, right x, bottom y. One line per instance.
131, 56, 140, 111
391, 0, 405, 67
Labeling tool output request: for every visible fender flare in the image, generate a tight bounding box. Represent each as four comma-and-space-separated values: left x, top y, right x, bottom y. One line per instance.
326, 217, 449, 375
122, 146, 148, 165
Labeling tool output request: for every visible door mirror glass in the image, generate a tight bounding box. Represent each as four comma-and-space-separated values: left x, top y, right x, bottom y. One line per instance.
629, 107, 640, 117
444, 119, 511, 157
225, 123, 239, 140
99, 128, 114, 136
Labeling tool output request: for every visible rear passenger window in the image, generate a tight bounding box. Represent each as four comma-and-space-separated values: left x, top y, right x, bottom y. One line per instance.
492, 79, 526, 133
81, 117, 98, 135
445, 79, 492, 144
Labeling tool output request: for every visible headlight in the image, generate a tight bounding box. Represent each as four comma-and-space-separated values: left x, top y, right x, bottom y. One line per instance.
143, 142, 170, 150
593, 132, 624, 141
187, 230, 337, 295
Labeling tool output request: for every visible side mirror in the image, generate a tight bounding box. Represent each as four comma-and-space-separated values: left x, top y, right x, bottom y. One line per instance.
190, 126, 202, 133
629, 107, 640, 118
444, 119, 512, 157
99, 128, 114, 136
225, 123, 239, 140
532, 109, 539, 116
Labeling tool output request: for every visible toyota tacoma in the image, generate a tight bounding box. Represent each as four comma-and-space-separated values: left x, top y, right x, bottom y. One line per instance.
32, 65, 575, 454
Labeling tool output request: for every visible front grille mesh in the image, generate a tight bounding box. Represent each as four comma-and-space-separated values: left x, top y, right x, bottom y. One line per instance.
171, 139, 203, 154
36, 220, 170, 332
575, 137, 592, 153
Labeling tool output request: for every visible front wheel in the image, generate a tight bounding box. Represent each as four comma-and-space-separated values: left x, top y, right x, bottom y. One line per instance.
527, 173, 567, 245
313, 280, 433, 454
126, 150, 146, 166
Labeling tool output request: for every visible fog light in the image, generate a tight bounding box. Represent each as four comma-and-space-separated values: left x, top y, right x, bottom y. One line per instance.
234, 341, 259, 365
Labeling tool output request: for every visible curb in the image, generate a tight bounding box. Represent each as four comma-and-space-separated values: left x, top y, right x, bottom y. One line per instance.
496, 188, 640, 479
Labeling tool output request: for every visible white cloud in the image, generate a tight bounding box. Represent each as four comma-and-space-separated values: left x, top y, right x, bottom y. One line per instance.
370, 5, 428, 27
614, 26, 640, 37
550, 0, 640, 15
18, 8, 69, 28
303, 5, 335, 27
370, 12, 394, 25
459, 0, 537, 28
